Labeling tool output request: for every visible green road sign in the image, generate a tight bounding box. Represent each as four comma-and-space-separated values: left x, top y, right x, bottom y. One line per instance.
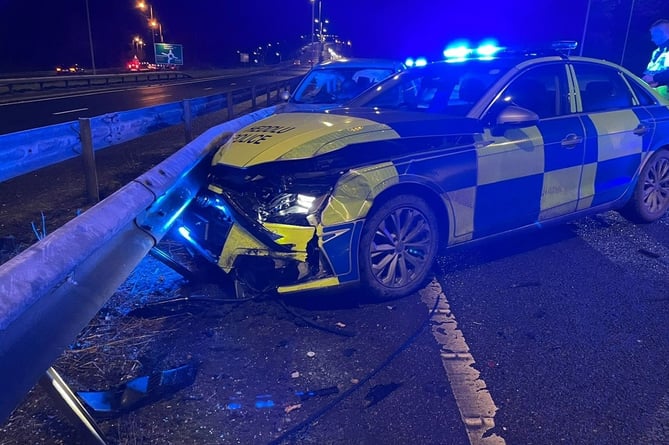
154, 43, 184, 66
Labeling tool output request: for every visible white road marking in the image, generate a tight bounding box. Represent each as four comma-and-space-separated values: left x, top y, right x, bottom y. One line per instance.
420, 279, 506, 445
52, 107, 88, 115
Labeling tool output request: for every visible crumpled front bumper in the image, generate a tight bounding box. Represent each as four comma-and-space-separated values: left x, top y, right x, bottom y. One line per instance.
179, 186, 349, 295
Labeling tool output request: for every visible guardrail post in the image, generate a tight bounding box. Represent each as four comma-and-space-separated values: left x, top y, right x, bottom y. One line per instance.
227, 92, 234, 120
78, 118, 100, 203
183, 99, 193, 143
251, 85, 257, 109
39, 367, 107, 444
266, 87, 271, 107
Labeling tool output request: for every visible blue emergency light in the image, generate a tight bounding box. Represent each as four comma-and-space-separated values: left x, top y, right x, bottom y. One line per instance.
443, 39, 504, 62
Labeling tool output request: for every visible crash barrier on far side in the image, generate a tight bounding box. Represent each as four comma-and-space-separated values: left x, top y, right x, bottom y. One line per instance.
0, 75, 303, 192
0, 105, 276, 425
0, 71, 191, 95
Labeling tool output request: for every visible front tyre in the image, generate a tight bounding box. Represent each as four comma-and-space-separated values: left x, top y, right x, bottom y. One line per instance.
622, 150, 669, 223
359, 195, 439, 301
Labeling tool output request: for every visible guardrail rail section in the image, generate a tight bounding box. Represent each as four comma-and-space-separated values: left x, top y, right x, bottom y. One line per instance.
0, 82, 293, 432
0, 75, 302, 186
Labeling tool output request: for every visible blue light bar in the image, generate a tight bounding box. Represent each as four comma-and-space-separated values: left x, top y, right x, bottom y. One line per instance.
406, 57, 428, 67
443, 45, 472, 60
415, 57, 428, 67
443, 40, 504, 61
475, 43, 504, 57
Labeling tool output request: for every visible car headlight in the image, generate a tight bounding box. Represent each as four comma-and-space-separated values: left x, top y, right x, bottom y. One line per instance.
261, 192, 328, 225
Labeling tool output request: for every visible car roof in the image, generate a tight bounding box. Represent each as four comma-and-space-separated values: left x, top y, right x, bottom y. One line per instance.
312, 58, 405, 70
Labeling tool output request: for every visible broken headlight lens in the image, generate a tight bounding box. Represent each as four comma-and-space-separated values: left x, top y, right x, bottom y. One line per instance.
261, 192, 328, 225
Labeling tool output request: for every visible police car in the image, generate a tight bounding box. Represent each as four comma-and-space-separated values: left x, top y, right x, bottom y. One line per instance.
180, 42, 669, 300
276, 58, 406, 113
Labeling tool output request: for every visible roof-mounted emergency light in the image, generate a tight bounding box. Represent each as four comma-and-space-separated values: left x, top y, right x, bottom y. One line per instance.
443, 39, 504, 62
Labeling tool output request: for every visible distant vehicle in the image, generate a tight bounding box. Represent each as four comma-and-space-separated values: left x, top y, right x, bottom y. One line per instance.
276, 58, 406, 113
55, 64, 85, 75
127, 59, 158, 72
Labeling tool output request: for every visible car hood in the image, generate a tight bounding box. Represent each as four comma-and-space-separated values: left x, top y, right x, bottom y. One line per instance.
274, 102, 340, 114
212, 112, 400, 168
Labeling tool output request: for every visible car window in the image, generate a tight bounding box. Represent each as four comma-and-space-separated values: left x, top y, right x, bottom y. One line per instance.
572, 63, 634, 112
624, 74, 657, 106
347, 61, 512, 116
496, 64, 569, 118
292, 67, 396, 104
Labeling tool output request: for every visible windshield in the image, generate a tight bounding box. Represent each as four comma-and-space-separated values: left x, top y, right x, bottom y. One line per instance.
291, 67, 397, 104
346, 60, 515, 116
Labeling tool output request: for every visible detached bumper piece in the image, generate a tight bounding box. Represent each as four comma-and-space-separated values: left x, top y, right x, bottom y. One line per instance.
77, 361, 198, 415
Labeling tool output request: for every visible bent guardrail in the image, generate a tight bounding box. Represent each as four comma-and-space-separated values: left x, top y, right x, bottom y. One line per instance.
0, 106, 276, 424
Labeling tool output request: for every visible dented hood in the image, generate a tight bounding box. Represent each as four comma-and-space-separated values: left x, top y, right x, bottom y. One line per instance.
212, 112, 400, 168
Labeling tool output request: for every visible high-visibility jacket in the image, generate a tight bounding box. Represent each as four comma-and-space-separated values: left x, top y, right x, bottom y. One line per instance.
645, 40, 669, 97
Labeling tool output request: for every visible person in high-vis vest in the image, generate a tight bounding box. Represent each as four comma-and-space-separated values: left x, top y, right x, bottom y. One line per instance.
642, 19, 669, 98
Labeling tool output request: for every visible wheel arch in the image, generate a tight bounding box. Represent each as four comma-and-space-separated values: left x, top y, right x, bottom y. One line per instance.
367, 180, 452, 252
620, 145, 669, 223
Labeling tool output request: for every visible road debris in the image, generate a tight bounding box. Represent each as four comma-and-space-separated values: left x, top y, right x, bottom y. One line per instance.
295, 386, 339, 401
364, 382, 402, 408
77, 360, 198, 415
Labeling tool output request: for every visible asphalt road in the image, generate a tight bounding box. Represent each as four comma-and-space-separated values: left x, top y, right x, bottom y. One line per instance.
0, 65, 308, 135
1, 64, 668, 444
434, 210, 669, 444
4, 209, 665, 445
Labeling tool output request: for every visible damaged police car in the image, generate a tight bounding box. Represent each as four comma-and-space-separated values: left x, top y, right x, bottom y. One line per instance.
179, 43, 669, 300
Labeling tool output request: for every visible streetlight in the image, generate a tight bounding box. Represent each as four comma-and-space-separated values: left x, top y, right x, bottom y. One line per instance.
132, 36, 145, 59
310, 0, 315, 45
136, 3, 163, 43
309, 0, 318, 65
84, 0, 96, 74
149, 18, 164, 44
317, 0, 324, 62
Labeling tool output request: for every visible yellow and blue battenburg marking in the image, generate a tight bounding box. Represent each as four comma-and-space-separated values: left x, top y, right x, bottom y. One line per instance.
199, 94, 668, 293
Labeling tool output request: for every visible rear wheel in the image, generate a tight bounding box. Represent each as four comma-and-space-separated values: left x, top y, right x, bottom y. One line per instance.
622, 150, 669, 223
359, 195, 439, 301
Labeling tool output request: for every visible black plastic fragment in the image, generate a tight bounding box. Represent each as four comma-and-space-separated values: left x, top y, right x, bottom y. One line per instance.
77, 361, 198, 415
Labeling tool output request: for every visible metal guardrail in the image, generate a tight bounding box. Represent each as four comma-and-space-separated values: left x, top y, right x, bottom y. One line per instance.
0, 71, 191, 95
0, 106, 276, 424
0, 71, 304, 423
0, 76, 303, 184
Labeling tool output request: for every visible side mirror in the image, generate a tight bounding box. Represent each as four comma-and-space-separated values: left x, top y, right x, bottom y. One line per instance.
496, 105, 539, 125
491, 105, 539, 136
280, 90, 291, 102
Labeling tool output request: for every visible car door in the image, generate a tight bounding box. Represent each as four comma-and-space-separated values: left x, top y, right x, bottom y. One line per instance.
473, 62, 586, 238
570, 62, 648, 209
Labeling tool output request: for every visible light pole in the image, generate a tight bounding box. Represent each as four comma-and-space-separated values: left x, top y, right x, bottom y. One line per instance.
579, 0, 591, 56
84, 0, 97, 74
310, 0, 316, 66
136, 1, 163, 60
132, 36, 144, 59
317, 0, 324, 62
310, 0, 315, 45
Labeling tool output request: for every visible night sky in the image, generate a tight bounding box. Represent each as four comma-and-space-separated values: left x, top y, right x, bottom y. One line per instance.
0, 0, 668, 74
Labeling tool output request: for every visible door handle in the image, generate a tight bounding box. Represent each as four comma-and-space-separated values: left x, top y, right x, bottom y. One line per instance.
561, 133, 583, 148
633, 125, 648, 136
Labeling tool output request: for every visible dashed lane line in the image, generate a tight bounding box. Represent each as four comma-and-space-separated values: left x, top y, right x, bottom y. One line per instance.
420, 279, 506, 445
52, 107, 89, 115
